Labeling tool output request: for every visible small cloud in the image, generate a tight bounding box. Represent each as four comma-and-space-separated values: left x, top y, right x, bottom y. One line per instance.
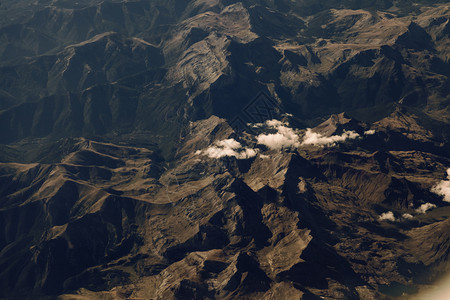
253, 119, 360, 150
402, 213, 414, 220
249, 122, 264, 128
256, 120, 300, 150
379, 211, 396, 222
415, 203, 437, 214
216, 139, 241, 149
241, 148, 258, 158
301, 129, 360, 147
204, 139, 257, 159
431, 168, 450, 202
266, 119, 283, 127
257, 133, 299, 150
364, 129, 376, 135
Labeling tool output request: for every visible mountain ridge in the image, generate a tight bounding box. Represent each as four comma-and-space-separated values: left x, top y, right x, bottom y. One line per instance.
0, 1, 450, 299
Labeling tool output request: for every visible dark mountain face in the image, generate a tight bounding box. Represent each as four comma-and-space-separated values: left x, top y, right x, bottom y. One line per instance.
0, 1, 449, 299
0, 0, 449, 146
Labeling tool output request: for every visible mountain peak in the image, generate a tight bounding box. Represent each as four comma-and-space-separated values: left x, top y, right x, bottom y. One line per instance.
313, 113, 362, 136
1, 1, 450, 299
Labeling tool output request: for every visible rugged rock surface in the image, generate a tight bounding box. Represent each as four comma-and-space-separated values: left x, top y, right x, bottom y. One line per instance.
0, 0, 450, 299
0, 0, 449, 148
0, 111, 449, 299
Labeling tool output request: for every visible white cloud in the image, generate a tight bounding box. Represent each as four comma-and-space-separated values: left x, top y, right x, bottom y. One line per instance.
204, 139, 257, 159
415, 203, 437, 214
364, 129, 376, 135
216, 139, 241, 149
431, 168, 450, 202
249, 122, 264, 128
301, 129, 360, 147
266, 119, 283, 127
410, 273, 450, 300
257, 133, 299, 150
254, 119, 361, 149
402, 213, 414, 220
379, 211, 396, 222
256, 120, 300, 150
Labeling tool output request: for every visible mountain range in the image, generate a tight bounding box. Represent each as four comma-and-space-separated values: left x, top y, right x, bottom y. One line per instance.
0, 0, 449, 299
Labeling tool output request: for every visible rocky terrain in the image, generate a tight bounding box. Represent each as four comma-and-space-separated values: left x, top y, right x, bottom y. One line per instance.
0, 0, 450, 299
1, 110, 450, 299
0, 0, 449, 146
